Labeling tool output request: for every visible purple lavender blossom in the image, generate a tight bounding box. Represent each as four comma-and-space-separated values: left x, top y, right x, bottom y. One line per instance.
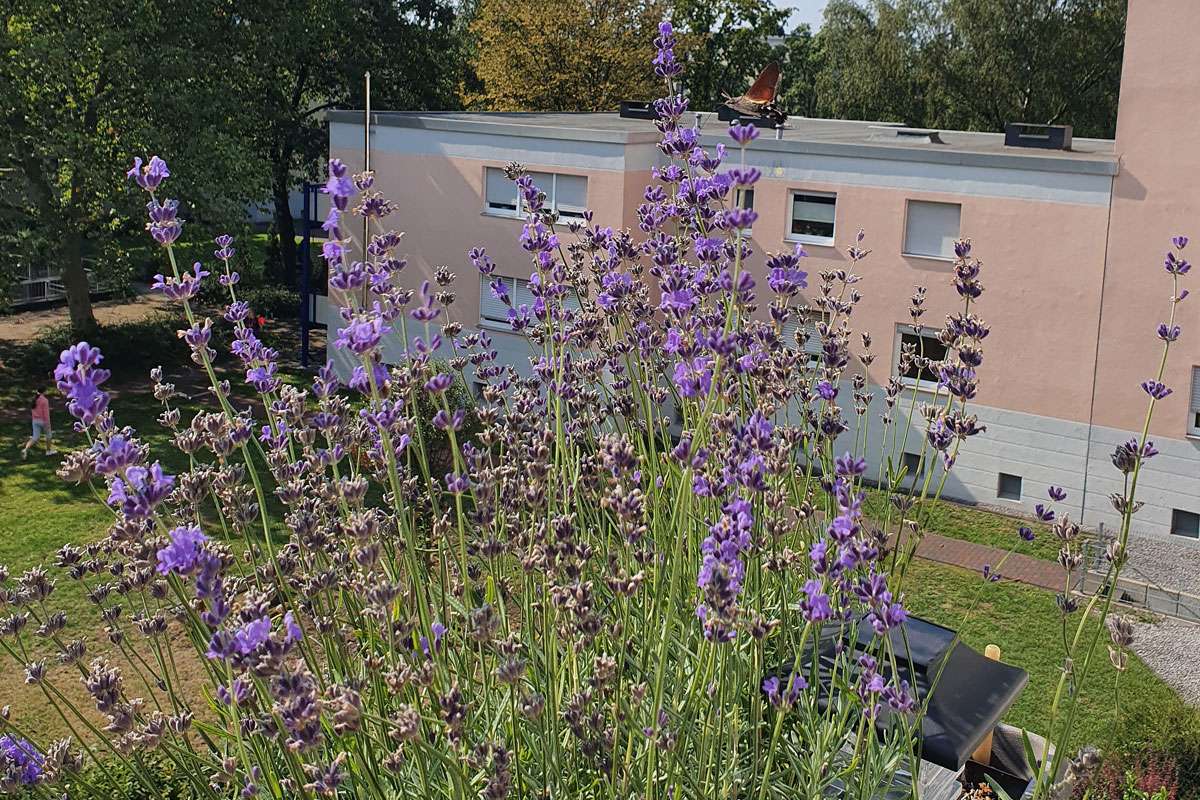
126, 156, 170, 191
54, 343, 111, 426
728, 123, 759, 146
232, 616, 271, 656
151, 261, 209, 301
1157, 323, 1181, 342
800, 579, 833, 622
0, 735, 44, 786
107, 463, 174, 519
156, 525, 209, 576
1018, 526, 1035, 542
652, 22, 682, 78
1140, 380, 1173, 400
335, 315, 392, 355
284, 612, 303, 644
214, 234, 236, 261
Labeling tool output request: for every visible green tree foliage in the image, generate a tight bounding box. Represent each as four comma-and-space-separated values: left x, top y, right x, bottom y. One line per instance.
919, 0, 1126, 137
671, 0, 791, 111
803, 0, 928, 124
466, 0, 665, 112
785, 0, 1125, 138
0, 0, 263, 334
231, 0, 463, 286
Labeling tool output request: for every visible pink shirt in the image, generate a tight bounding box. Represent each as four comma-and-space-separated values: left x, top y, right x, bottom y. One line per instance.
32, 395, 50, 424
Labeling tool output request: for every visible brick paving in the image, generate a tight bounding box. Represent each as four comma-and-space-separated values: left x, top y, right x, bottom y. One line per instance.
909, 532, 1067, 591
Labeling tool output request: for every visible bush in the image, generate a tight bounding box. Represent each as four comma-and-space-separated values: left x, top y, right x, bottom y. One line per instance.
13, 315, 194, 384
1081, 749, 1181, 799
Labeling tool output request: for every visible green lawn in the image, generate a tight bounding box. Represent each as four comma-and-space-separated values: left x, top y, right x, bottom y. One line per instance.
903, 560, 1199, 757
865, 488, 1066, 561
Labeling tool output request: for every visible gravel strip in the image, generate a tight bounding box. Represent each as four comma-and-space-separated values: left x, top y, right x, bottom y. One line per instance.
1122, 537, 1200, 597
1130, 616, 1200, 707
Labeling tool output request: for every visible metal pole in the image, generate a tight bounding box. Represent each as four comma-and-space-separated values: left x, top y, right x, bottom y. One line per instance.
361, 72, 371, 310
300, 184, 311, 369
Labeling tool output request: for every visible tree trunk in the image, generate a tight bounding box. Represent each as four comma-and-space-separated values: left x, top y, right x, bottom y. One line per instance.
272, 166, 298, 288
60, 229, 98, 337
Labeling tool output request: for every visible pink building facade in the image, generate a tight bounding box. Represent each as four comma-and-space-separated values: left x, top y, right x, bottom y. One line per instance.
323, 0, 1200, 543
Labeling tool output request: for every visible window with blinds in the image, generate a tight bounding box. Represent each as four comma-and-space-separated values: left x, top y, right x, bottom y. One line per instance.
479, 274, 580, 328
483, 168, 588, 220
780, 311, 826, 362
480, 274, 515, 324
1190, 366, 1200, 436
904, 201, 961, 259
485, 168, 518, 214
788, 191, 836, 244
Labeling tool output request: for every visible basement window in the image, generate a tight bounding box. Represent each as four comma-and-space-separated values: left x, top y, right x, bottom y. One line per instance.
1171, 509, 1200, 539
997, 473, 1022, 501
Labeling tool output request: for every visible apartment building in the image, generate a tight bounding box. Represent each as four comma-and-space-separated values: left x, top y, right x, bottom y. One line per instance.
321, 1, 1200, 543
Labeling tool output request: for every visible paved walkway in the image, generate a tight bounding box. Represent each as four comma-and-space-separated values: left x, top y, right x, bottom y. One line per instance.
908, 532, 1067, 591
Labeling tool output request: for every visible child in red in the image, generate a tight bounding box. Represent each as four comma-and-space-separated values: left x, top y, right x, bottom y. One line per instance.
21, 387, 57, 459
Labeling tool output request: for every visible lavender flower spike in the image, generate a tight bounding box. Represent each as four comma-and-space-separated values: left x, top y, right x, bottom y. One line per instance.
127, 155, 170, 191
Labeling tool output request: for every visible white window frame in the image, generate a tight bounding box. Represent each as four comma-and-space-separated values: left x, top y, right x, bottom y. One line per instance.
482, 167, 588, 221
785, 190, 837, 246
894, 324, 948, 392
1189, 366, 1200, 437
903, 200, 962, 261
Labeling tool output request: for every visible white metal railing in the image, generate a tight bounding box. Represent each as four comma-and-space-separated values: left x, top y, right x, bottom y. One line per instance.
11, 268, 95, 306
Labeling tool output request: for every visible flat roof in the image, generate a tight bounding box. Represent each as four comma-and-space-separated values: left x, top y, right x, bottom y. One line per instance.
328, 110, 1119, 177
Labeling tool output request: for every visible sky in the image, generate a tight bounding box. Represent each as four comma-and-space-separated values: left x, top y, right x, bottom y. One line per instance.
777, 0, 829, 30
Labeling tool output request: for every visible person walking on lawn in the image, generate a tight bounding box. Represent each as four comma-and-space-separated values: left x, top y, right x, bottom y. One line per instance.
21, 386, 56, 459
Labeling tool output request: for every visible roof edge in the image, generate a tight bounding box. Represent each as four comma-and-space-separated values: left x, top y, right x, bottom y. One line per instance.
329, 110, 1120, 178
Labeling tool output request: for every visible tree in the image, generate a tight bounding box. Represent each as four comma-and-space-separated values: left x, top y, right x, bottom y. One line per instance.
671, 0, 790, 112
919, 0, 1125, 138
0, 0, 264, 335
809, 0, 928, 125
775, 24, 822, 119
230, 0, 464, 286
805, 0, 1126, 138
467, 0, 664, 112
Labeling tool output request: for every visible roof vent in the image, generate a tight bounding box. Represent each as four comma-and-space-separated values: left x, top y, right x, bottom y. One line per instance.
1004, 123, 1072, 150
868, 125, 943, 144
619, 101, 657, 121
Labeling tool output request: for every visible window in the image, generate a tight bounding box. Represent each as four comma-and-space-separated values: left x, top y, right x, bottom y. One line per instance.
1171, 509, 1200, 539
904, 201, 961, 259
485, 169, 518, 215
896, 326, 949, 389
479, 274, 579, 328
788, 191, 836, 245
997, 473, 1023, 501
484, 168, 588, 220
480, 274, 518, 325
901, 451, 924, 481
781, 311, 827, 363
1189, 367, 1200, 437
734, 188, 755, 232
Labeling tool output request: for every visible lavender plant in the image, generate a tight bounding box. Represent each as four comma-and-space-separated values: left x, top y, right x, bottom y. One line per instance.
0, 21, 1184, 800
